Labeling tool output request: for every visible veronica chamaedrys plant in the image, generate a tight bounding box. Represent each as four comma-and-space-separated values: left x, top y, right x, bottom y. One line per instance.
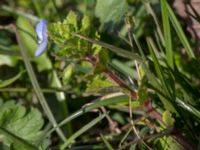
35, 19, 48, 56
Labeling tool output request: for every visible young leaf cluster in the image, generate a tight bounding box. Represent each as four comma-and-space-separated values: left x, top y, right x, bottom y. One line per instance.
48, 11, 101, 59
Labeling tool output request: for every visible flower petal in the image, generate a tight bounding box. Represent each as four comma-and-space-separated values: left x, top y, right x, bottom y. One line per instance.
35, 39, 48, 56
35, 19, 48, 57
36, 19, 47, 43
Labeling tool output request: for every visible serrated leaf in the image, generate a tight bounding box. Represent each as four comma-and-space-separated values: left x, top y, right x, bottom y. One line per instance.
0, 127, 38, 150
80, 15, 90, 32
63, 11, 78, 31
0, 100, 44, 148
48, 11, 101, 59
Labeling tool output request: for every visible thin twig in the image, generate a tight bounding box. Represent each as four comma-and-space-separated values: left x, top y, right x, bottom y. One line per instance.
100, 107, 121, 134
120, 127, 173, 150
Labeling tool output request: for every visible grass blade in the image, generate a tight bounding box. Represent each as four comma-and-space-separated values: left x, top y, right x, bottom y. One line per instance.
132, 33, 146, 59
147, 37, 170, 96
160, 0, 173, 69
61, 113, 106, 149
176, 98, 200, 119
167, 3, 195, 58
72, 33, 143, 62
147, 37, 176, 112
0, 46, 20, 56
143, 2, 165, 46
100, 133, 114, 150
15, 28, 66, 142
119, 127, 132, 148
0, 70, 25, 88
48, 94, 129, 135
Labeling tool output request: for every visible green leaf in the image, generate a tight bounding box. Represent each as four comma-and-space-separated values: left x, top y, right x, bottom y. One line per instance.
111, 59, 136, 78
86, 74, 118, 94
48, 11, 101, 59
0, 70, 25, 88
0, 55, 17, 67
160, 0, 173, 69
147, 37, 170, 96
62, 63, 74, 85
147, 37, 176, 112
0, 100, 44, 148
167, 3, 195, 58
95, 0, 128, 24
162, 110, 175, 127
143, 2, 165, 46
158, 134, 183, 150
80, 15, 90, 32
94, 50, 109, 73
63, 11, 78, 31
0, 126, 38, 150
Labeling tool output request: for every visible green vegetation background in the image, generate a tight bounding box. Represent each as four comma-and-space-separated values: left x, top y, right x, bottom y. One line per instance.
0, 0, 199, 149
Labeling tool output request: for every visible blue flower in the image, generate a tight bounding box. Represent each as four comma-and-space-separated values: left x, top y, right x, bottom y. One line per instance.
35, 19, 48, 56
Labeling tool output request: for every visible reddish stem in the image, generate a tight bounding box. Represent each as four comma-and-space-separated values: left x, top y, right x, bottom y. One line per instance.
85, 55, 162, 122
104, 69, 163, 122
103, 69, 137, 98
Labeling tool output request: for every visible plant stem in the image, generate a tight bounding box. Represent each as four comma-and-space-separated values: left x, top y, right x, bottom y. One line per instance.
0, 5, 39, 22
15, 26, 67, 142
